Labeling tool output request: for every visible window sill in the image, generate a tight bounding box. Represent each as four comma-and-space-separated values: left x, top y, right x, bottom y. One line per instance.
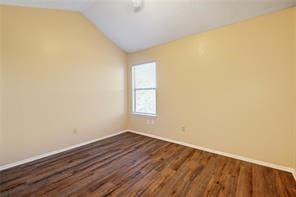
131, 113, 157, 118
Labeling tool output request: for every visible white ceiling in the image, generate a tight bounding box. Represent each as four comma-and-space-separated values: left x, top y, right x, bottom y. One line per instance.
1, 0, 295, 52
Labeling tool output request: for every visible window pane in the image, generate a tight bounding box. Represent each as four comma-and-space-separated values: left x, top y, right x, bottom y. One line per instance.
133, 62, 156, 88
135, 89, 156, 114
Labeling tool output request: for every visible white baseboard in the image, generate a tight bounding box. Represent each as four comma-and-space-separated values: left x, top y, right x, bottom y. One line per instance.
128, 129, 295, 178
1, 129, 295, 182
0, 130, 128, 171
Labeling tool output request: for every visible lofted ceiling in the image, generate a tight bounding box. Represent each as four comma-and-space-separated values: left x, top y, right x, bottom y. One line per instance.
1, 0, 295, 52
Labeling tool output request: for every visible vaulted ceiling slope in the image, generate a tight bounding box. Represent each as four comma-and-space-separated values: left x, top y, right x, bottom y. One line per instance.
1, 0, 295, 52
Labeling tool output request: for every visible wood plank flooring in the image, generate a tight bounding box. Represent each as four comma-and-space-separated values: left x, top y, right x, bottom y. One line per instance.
0, 132, 295, 196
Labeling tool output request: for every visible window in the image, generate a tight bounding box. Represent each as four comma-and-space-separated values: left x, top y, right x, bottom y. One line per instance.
132, 62, 156, 116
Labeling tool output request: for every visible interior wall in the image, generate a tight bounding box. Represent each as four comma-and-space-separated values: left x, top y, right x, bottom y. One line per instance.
0, 5, 127, 166
0, 6, 3, 164
128, 8, 295, 168
293, 7, 296, 173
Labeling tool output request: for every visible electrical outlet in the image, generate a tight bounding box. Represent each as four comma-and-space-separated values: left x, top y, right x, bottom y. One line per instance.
181, 126, 186, 132
73, 128, 77, 134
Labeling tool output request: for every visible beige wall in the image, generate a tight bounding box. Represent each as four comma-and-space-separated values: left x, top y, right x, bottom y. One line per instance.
128, 8, 295, 168
0, 6, 127, 165
293, 8, 296, 171
0, 6, 3, 164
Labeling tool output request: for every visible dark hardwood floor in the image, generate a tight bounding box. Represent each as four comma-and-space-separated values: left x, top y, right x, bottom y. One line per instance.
0, 132, 295, 197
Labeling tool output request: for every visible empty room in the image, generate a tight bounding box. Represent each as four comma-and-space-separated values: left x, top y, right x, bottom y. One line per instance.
0, 0, 296, 196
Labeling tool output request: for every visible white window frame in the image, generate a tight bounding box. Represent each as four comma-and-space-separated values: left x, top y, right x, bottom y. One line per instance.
132, 62, 157, 117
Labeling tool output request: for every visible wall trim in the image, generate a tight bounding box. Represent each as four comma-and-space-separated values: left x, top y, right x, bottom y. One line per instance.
0, 130, 128, 171
1, 129, 295, 182
128, 129, 295, 178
